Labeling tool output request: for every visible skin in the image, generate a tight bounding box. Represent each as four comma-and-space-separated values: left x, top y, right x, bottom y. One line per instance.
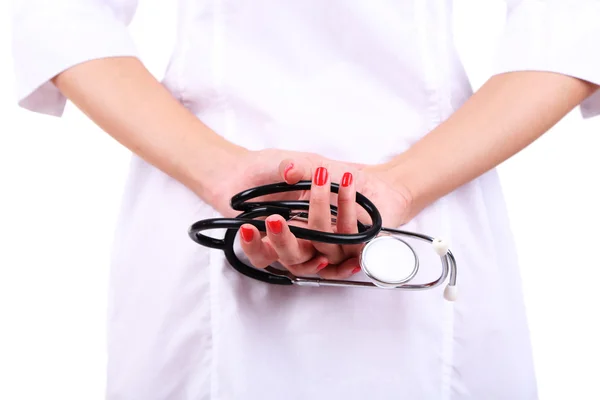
52, 56, 599, 278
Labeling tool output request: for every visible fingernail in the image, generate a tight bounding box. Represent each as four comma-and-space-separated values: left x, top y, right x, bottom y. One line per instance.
352, 267, 361, 275
314, 167, 328, 186
317, 262, 328, 271
266, 219, 282, 234
240, 226, 254, 242
341, 172, 353, 187
283, 163, 294, 180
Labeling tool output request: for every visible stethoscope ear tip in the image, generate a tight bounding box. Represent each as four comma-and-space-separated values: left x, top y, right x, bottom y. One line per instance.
432, 238, 450, 256
444, 285, 458, 302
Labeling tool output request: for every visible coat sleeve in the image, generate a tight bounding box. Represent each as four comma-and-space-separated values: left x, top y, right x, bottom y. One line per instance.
11, 0, 139, 117
493, 0, 600, 119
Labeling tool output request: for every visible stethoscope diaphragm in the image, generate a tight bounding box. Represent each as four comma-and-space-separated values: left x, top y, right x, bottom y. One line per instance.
359, 235, 418, 288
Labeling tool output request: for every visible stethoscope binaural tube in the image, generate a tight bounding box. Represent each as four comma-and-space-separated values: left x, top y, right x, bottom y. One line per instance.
188, 181, 458, 301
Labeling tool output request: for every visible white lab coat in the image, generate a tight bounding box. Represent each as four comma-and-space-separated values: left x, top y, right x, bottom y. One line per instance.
11, 1, 600, 399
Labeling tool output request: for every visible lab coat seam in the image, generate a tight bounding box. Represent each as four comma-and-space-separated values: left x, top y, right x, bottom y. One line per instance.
416, 2, 457, 399
172, 3, 219, 397
415, 6, 442, 398
415, 2, 444, 134
415, 3, 451, 396
210, 1, 226, 399
173, 1, 193, 108
213, 0, 236, 142
208, 242, 219, 400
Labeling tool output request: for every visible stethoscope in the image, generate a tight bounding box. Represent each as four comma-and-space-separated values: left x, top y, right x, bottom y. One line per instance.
188, 181, 458, 301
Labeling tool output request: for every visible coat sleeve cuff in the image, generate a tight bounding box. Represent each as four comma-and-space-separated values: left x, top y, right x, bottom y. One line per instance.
493, 0, 600, 119
12, 3, 139, 117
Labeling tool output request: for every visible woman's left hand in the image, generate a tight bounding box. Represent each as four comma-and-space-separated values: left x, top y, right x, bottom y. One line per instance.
239, 158, 413, 279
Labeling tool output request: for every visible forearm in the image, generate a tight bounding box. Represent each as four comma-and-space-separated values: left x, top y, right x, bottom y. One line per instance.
387, 71, 598, 214
52, 56, 246, 201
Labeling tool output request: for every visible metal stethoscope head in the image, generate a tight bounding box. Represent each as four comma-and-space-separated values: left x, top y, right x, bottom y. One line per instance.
188, 181, 458, 301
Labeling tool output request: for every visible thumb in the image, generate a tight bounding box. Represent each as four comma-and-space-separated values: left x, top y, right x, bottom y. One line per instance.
278, 157, 317, 184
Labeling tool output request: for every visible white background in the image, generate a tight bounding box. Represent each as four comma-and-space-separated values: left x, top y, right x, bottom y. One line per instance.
1, 1, 599, 399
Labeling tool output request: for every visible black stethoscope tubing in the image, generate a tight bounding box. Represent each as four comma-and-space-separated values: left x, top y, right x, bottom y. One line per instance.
188, 180, 383, 284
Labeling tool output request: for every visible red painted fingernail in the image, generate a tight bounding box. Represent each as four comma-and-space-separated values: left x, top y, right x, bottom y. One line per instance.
341, 172, 353, 187
240, 226, 254, 242
283, 163, 294, 180
317, 262, 328, 271
314, 167, 328, 186
266, 219, 282, 234
352, 267, 361, 274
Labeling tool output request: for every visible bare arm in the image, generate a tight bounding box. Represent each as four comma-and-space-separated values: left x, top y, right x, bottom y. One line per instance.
52, 56, 246, 202
384, 71, 599, 216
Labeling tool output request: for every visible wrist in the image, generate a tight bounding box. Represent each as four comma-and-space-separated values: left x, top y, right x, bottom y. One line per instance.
366, 160, 417, 219
382, 141, 462, 219
375, 156, 430, 220
179, 128, 249, 203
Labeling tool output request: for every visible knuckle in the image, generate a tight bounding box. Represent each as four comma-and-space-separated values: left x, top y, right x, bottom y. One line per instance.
360, 186, 377, 201
280, 257, 300, 266
269, 236, 286, 248
291, 265, 311, 276
337, 195, 354, 206
310, 194, 331, 208
254, 261, 270, 269
327, 251, 351, 266
276, 251, 302, 266
313, 242, 334, 255
242, 245, 259, 259
247, 255, 268, 269
308, 213, 333, 229
244, 245, 277, 269
286, 264, 302, 275
318, 268, 337, 279
336, 221, 356, 233
269, 231, 292, 248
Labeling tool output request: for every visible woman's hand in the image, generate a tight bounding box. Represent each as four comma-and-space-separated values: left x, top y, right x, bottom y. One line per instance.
238, 166, 364, 278
231, 154, 414, 279
204, 148, 330, 217
283, 159, 414, 229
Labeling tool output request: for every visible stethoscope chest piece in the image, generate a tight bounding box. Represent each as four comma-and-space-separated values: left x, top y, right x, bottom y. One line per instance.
359, 236, 419, 288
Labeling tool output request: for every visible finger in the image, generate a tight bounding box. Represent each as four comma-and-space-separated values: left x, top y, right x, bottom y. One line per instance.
265, 214, 315, 265
336, 172, 357, 233
279, 158, 312, 184
286, 255, 329, 277
308, 167, 345, 263
318, 257, 362, 280
239, 224, 278, 268
336, 171, 362, 255
279, 157, 364, 184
